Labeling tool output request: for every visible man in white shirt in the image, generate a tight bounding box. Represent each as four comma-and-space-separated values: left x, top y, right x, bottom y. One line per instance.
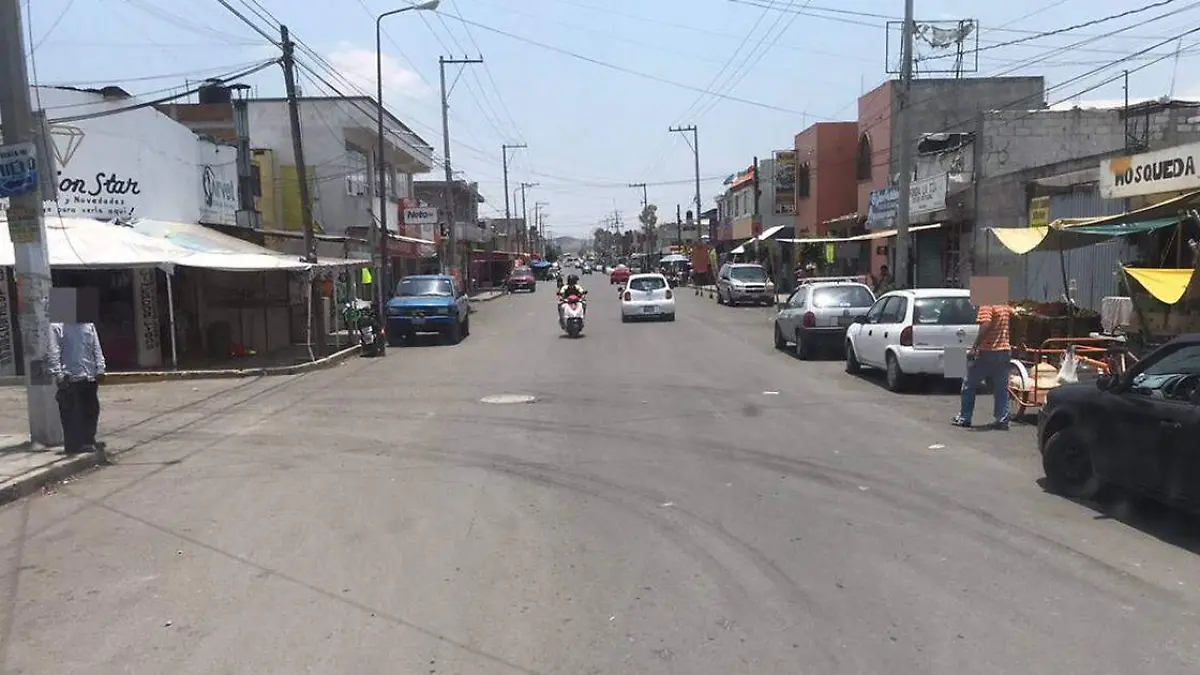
47, 288, 106, 455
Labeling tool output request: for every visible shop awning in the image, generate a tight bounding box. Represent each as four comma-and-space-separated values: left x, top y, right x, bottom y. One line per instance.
129, 219, 311, 271
0, 216, 188, 269
755, 225, 788, 242
777, 223, 942, 244
1121, 266, 1195, 305
393, 233, 434, 245
989, 189, 1200, 254
729, 238, 753, 255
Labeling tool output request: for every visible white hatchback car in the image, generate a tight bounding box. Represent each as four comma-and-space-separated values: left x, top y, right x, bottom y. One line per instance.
621, 273, 676, 322
844, 288, 980, 392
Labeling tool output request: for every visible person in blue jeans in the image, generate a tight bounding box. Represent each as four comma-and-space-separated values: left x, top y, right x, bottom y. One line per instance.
953, 303, 1015, 430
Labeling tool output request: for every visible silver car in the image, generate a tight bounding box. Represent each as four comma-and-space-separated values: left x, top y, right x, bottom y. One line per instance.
774, 279, 876, 360
716, 263, 775, 306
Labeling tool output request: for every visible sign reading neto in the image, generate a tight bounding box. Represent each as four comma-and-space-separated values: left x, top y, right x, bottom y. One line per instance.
1100, 142, 1200, 199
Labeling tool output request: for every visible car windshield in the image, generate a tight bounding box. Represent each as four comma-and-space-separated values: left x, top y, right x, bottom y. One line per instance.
812, 286, 874, 308
397, 278, 454, 297
511, 267, 532, 277
629, 277, 666, 291
913, 297, 977, 325
1131, 344, 1200, 393
730, 266, 767, 282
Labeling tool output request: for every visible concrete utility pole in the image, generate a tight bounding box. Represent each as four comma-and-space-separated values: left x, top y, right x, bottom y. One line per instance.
669, 125, 703, 241
0, 0, 59, 446
439, 56, 483, 278
280, 25, 325, 357
676, 204, 683, 248
628, 182, 648, 209
518, 181, 536, 253
894, 0, 916, 288
502, 143, 526, 252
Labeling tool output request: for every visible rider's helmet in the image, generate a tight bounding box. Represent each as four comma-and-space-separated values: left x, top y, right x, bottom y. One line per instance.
567, 274, 579, 286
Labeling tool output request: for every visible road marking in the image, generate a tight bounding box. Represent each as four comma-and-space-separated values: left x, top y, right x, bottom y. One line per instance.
480, 394, 537, 404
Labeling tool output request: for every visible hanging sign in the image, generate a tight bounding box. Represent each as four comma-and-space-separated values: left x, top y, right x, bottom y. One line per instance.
0, 142, 38, 199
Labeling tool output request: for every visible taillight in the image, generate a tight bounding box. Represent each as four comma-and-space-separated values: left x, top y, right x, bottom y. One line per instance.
803, 311, 815, 328
900, 326, 914, 346
665, 289, 673, 299
623, 291, 631, 301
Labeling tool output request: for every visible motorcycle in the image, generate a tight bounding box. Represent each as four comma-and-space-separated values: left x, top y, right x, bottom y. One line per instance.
560, 294, 586, 338
342, 300, 386, 357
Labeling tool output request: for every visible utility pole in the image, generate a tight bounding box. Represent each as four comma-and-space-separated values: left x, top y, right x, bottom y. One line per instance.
752, 155, 761, 260
0, 0, 58, 446
669, 125, 703, 241
628, 182, 648, 209
894, 0, 916, 288
676, 204, 683, 249
519, 181, 536, 254
439, 56, 483, 281
502, 143, 526, 249
280, 25, 325, 357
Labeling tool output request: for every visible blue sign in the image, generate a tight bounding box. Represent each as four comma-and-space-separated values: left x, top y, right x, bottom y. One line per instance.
0, 142, 38, 199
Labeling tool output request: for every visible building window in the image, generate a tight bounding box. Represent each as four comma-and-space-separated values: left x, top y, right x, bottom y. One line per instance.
856, 133, 872, 181
345, 143, 368, 196
797, 163, 811, 199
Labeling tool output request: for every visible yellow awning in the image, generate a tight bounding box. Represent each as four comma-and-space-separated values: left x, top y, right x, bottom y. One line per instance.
991, 226, 1050, 254
1121, 267, 1195, 305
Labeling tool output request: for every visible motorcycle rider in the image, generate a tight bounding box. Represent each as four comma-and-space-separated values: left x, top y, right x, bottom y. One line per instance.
557, 273, 587, 327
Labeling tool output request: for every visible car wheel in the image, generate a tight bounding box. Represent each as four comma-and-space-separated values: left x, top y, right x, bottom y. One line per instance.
665, 313, 676, 322
885, 352, 909, 392
795, 329, 814, 360
445, 321, 462, 345
716, 290, 725, 305
1043, 428, 1104, 500
462, 316, 471, 337
773, 323, 786, 350
844, 341, 862, 374
621, 314, 630, 323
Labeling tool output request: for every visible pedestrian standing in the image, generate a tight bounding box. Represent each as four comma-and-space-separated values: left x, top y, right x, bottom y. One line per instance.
47, 289, 107, 455
953, 301, 1016, 430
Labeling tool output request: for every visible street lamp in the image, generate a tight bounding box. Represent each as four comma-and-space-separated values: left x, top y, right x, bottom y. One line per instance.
375, 0, 440, 314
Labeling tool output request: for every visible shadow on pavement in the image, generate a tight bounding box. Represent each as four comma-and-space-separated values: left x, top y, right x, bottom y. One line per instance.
1036, 477, 1200, 556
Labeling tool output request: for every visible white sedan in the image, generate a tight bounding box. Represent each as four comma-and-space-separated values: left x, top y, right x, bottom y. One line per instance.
620, 273, 676, 322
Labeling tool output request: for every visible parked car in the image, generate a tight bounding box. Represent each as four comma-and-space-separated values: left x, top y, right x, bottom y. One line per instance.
620, 273, 676, 322
506, 266, 537, 293
716, 263, 775, 306
385, 275, 470, 346
774, 279, 876, 359
610, 264, 631, 285
844, 288, 978, 392
1038, 334, 1200, 514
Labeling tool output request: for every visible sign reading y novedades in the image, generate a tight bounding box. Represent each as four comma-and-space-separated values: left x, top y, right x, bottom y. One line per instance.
866, 174, 947, 229
1100, 142, 1200, 199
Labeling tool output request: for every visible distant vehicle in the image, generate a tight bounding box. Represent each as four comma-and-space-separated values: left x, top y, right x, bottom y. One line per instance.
1037, 334, 1200, 512
716, 263, 775, 306
385, 275, 470, 346
620, 273, 675, 322
843, 288, 978, 392
581, 262, 594, 275
610, 264, 631, 285
774, 279, 875, 360
506, 266, 537, 293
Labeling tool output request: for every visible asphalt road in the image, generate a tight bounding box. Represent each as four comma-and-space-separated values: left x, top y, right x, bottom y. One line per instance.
2, 275, 1199, 674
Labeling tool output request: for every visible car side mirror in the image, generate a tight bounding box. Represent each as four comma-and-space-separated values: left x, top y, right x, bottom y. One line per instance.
1096, 374, 1116, 391
776, 302, 787, 311
854, 315, 868, 324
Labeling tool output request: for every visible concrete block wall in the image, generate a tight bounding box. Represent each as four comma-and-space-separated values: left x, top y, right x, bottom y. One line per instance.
979, 108, 1123, 178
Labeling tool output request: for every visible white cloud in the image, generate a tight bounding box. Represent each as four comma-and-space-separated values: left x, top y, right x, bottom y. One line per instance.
326, 43, 430, 101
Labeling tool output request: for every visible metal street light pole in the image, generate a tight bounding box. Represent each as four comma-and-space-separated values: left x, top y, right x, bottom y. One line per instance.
376, 0, 440, 312
519, 181, 537, 254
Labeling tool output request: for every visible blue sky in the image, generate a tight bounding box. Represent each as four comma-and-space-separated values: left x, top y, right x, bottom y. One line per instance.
23, 0, 1200, 236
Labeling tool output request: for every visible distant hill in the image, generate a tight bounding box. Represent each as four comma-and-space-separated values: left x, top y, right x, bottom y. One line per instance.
553, 236, 587, 253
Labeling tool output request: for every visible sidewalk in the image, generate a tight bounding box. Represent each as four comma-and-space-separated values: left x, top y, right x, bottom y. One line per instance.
0, 377, 291, 505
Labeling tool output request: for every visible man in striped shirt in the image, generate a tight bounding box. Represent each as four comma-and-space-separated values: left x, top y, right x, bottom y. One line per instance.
953, 303, 1016, 430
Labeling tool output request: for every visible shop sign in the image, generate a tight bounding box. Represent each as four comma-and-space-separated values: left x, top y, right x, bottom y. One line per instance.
866, 187, 898, 229
403, 207, 438, 225
0, 142, 38, 199
198, 142, 239, 225
1100, 141, 1200, 199
909, 174, 947, 217
1029, 196, 1050, 228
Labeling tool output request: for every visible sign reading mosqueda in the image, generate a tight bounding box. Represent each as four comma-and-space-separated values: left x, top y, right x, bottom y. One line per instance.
1100, 141, 1200, 199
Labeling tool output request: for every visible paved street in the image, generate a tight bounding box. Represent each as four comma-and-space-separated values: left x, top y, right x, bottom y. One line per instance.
2, 284, 1199, 674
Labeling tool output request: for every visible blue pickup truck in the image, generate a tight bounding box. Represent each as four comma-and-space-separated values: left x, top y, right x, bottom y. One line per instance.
384, 274, 471, 345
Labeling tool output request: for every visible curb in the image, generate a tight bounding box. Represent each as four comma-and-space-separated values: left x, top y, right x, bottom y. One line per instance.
470, 292, 505, 303
0, 445, 106, 508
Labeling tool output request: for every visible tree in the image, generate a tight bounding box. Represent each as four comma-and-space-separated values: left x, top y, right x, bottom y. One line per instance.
639, 204, 658, 257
